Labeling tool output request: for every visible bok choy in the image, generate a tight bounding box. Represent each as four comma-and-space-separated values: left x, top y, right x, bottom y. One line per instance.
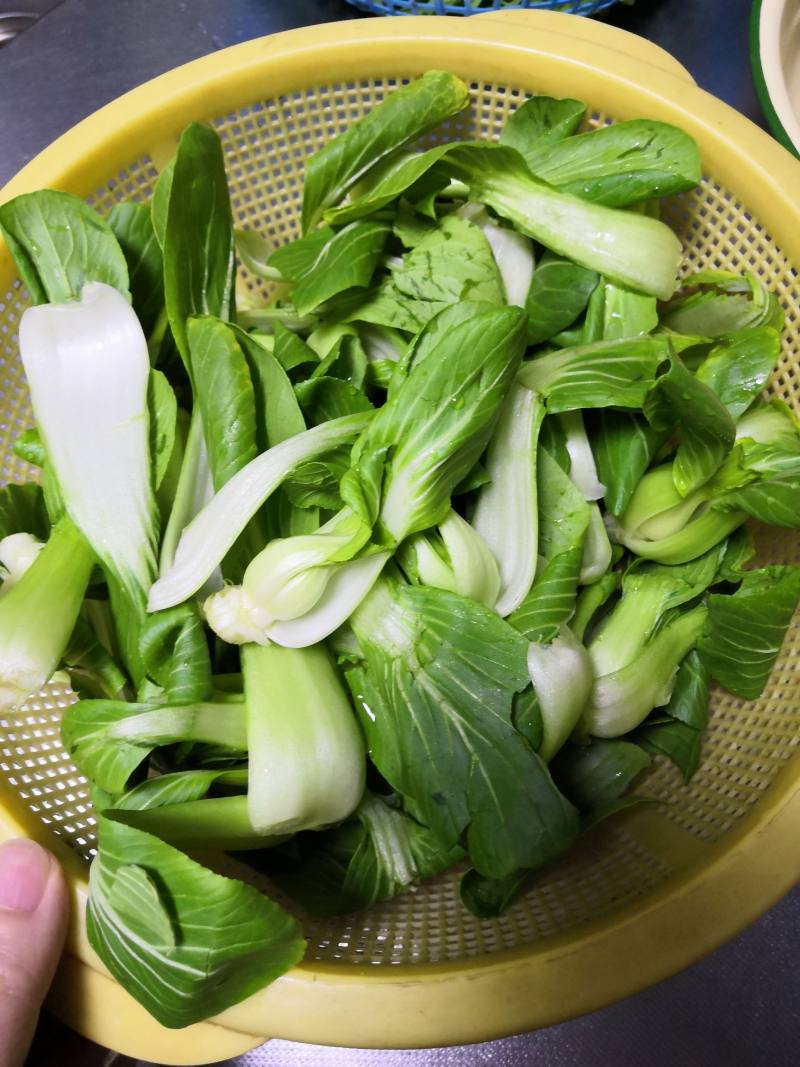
2, 69, 798, 1031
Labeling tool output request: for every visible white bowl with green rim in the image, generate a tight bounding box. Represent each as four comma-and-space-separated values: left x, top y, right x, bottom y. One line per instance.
751, 0, 800, 156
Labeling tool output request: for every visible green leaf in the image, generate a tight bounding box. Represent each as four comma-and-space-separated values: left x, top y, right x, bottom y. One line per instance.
350, 581, 579, 878
460, 867, 531, 919
151, 158, 174, 250
345, 304, 527, 541
508, 543, 584, 642
453, 460, 490, 496
346, 214, 505, 331
715, 525, 755, 582
699, 565, 800, 699
108, 202, 163, 334
234, 324, 307, 449
290, 222, 390, 315
393, 203, 438, 248
500, 96, 586, 165
524, 252, 599, 346
554, 276, 607, 347
108, 864, 176, 949
295, 376, 374, 426
139, 603, 212, 704
87, 816, 305, 1028
63, 615, 128, 701
163, 124, 235, 372
301, 69, 469, 231
512, 686, 543, 750
661, 271, 784, 336
312, 332, 368, 388
695, 328, 781, 418
635, 719, 703, 783
269, 226, 335, 280
716, 466, 800, 528
271, 324, 320, 375
713, 431, 800, 527
235, 229, 281, 280
285, 449, 351, 512
394, 299, 490, 381
0, 190, 129, 305
664, 649, 710, 730
0, 483, 49, 541
342, 284, 428, 334
61, 699, 155, 793
157, 406, 211, 573
116, 768, 247, 811
526, 119, 702, 207
107, 703, 246, 751
599, 281, 658, 339
186, 317, 258, 491
591, 409, 670, 517
148, 370, 178, 491
390, 215, 503, 306
62, 697, 246, 793
571, 570, 621, 643
580, 794, 654, 831
12, 428, 46, 469
651, 356, 736, 496
184, 318, 268, 581
325, 144, 454, 226
551, 739, 651, 810
537, 448, 591, 563
519, 336, 669, 412
267, 792, 464, 918
107, 795, 273, 851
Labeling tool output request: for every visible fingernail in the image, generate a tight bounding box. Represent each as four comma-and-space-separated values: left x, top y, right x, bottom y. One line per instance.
0, 839, 52, 912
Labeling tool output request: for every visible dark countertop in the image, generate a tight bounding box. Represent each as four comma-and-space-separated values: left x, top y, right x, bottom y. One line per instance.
2, 2, 797, 1065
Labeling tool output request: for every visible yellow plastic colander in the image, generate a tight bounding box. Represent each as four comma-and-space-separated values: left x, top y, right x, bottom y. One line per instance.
1, 12, 799, 1065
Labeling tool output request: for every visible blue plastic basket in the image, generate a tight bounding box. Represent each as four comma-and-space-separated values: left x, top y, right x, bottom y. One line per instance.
345, 1, 620, 15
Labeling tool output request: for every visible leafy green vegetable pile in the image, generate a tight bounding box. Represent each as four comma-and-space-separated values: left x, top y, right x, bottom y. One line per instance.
1, 69, 799, 1027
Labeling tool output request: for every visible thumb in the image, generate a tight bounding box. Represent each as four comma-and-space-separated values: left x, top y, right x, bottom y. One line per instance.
0, 839, 69, 1067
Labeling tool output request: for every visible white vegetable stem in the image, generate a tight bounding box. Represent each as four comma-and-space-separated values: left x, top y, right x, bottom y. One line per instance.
20, 282, 158, 601
265, 551, 390, 648
0, 533, 44, 596
243, 642, 366, 834
583, 605, 707, 737
159, 409, 214, 573
471, 164, 683, 300
0, 518, 93, 709
527, 628, 594, 763
410, 510, 501, 609
458, 202, 535, 308
559, 412, 606, 501
148, 411, 373, 611
242, 507, 369, 621
580, 504, 613, 585
205, 551, 390, 649
472, 383, 544, 616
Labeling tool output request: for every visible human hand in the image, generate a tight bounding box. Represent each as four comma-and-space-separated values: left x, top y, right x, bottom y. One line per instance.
0, 839, 68, 1067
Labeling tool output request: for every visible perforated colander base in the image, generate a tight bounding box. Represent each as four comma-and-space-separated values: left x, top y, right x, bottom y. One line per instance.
1, 78, 799, 969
